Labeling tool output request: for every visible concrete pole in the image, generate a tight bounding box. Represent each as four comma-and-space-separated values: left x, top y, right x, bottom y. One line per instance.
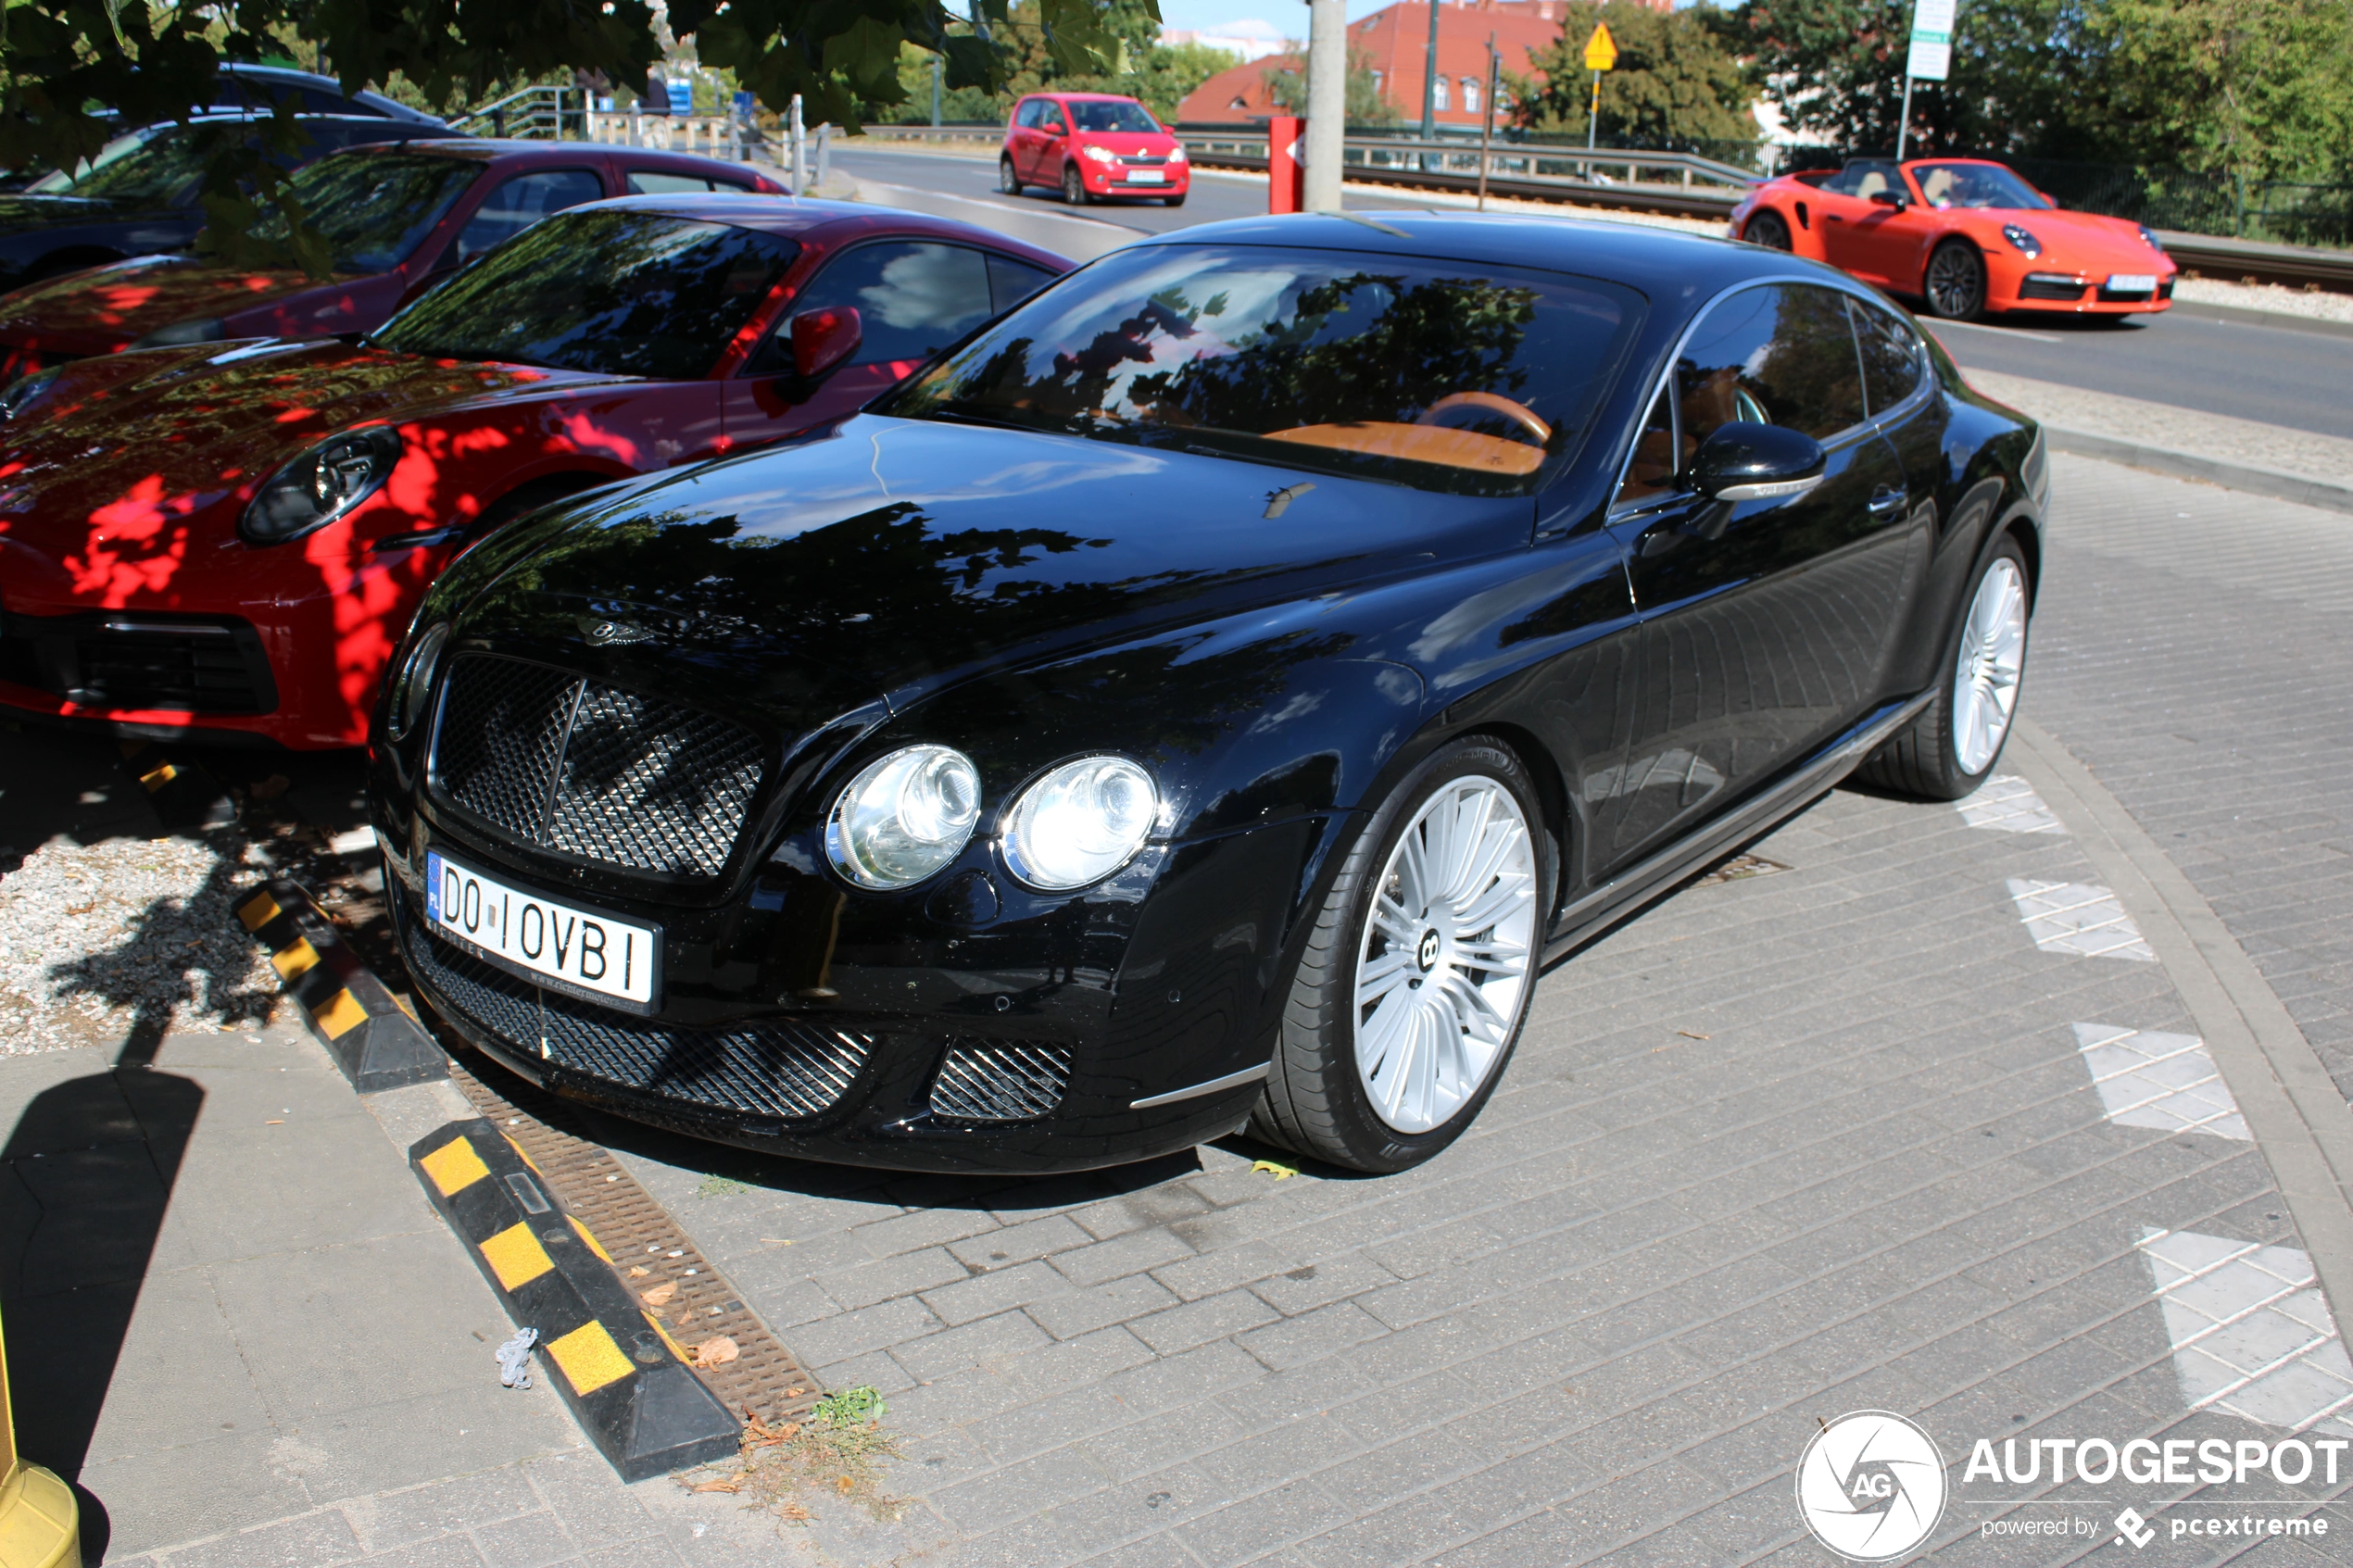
1302, 0, 1347, 211
1420, 0, 1439, 143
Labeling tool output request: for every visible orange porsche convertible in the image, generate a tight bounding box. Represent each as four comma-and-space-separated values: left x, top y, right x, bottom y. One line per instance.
1729, 157, 2176, 322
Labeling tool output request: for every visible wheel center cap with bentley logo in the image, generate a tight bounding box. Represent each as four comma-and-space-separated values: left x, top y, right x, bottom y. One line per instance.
1416, 928, 1441, 972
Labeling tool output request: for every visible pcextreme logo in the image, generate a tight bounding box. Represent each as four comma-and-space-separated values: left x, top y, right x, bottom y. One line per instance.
1796, 1411, 1949, 1561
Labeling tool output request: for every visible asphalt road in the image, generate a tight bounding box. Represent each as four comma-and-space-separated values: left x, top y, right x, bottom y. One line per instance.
839, 144, 2353, 443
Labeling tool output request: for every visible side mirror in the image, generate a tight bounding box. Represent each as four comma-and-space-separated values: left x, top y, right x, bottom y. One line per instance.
789, 306, 862, 380
1869, 190, 1910, 209
1684, 422, 1825, 502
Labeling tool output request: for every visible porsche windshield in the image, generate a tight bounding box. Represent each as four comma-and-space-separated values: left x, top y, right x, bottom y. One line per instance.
372, 209, 798, 379
883, 245, 1642, 495
252, 153, 481, 272
1912, 162, 2050, 211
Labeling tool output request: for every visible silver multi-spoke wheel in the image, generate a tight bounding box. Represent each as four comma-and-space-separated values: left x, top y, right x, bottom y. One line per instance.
1952, 557, 2027, 773
1353, 777, 1539, 1135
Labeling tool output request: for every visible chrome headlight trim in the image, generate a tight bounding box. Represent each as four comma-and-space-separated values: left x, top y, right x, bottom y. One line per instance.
1001, 755, 1159, 893
826, 744, 984, 890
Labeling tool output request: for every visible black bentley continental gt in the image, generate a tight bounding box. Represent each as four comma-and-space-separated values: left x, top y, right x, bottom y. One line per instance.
367, 211, 2045, 1175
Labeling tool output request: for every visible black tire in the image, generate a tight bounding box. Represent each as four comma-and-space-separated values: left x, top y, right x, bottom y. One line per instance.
1252, 737, 1554, 1173
1000, 157, 1022, 196
1923, 237, 1989, 321
1856, 535, 2032, 799
1164, 190, 1187, 207
1743, 209, 1793, 250
1063, 164, 1088, 205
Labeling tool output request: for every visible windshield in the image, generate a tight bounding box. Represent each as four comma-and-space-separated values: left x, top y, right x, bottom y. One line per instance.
254, 153, 481, 272
373, 208, 798, 380
1911, 162, 2050, 211
882, 244, 1642, 496
1069, 100, 1161, 134
42, 126, 210, 207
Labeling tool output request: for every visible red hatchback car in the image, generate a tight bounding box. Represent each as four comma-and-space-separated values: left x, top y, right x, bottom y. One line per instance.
0, 194, 1067, 748
0, 139, 784, 382
1000, 93, 1189, 207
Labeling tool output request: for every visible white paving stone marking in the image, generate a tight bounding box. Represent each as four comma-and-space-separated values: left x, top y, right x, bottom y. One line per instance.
1957, 775, 2067, 834
2074, 1023, 2250, 1140
2006, 879, 2158, 960
2141, 1229, 2353, 1436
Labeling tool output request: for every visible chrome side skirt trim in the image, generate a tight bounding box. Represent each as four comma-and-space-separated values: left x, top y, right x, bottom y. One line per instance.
1132, 1061, 1271, 1110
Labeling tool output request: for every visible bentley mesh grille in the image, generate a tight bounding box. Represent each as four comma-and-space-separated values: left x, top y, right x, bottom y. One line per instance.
398, 897, 870, 1123
928, 1040, 1073, 1122
432, 653, 765, 878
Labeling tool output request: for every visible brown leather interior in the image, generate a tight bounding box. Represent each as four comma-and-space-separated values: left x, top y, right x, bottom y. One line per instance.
1264, 421, 1547, 476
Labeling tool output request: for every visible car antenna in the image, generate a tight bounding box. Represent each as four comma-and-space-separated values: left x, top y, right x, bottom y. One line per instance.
1328, 209, 1410, 239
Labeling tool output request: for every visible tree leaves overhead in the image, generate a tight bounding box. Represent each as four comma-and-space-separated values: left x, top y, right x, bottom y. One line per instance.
1509, 0, 1758, 151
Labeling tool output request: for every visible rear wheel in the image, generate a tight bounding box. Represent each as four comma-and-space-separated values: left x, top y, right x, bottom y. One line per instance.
1924, 238, 1989, 321
1856, 537, 2031, 799
1063, 164, 1088, 205
1252, 737, 1550, 1173
1000, 157, 1022, 195
1743, 210, 1793, 251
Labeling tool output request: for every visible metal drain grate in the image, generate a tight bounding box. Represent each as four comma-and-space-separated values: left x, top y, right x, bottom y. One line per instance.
446, 1057, 822, 1425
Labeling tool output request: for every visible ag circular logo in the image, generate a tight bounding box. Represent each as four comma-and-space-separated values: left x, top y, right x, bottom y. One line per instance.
1795, 1411, 1947, 1561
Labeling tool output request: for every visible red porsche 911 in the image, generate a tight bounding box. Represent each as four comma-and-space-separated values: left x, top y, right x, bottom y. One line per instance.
1730, 157, 2176, 322
0, 138, 783, 383
0, 194, 1068, 748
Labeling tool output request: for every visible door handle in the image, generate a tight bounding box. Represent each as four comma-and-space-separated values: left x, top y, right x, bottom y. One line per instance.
1868, 486, 1906, 519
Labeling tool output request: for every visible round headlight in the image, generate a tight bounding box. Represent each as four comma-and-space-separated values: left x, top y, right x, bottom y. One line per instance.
1002, 756, 1158, 892
127, 316, 226, 351
826, 745, 983, 889
2000, 223, 2043, 258
242, 425, 403, 545
2137, 223, 2165, 253
0, 366, 65, 421
386, 620, 450, 741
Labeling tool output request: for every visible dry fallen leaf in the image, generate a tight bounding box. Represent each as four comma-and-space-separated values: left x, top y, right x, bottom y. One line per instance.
627, 1265, 649, 1277
264, 1119, 284, 1125
1252, 1159, 1299, 1179
640, 1280, 678, 1307
694, 1335, 740, 1367
1677, 1030, 1711, 1040
785, 1386, 806, 1397
690, 1477, 740, 1494
836, 1474, 854, 1494
779, 1501, 812, 1523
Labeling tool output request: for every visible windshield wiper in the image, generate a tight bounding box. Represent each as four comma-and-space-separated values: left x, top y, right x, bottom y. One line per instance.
923, 408, 1048, 434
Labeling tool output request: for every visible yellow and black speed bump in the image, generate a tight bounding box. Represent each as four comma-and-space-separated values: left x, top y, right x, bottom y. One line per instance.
235, 878, 450, 1094
126, 745, 235, 832
410, 1120, 737, 1481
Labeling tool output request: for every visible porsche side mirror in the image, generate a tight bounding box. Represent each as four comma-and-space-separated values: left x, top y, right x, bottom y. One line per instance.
790, 306, 862, 380
1869, 190, 1910, 209
1684, 422, 1826, 503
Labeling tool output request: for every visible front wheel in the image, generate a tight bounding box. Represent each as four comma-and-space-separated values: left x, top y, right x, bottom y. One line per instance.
1743, 209, 1793, 250
1252, 738, 1550, 1173
1163, 190, 1187, 207
1063, 164, 1088, 205
999, 157, 1022, 195
1924, 237, 1989, 321
1856, 537, 2032, 799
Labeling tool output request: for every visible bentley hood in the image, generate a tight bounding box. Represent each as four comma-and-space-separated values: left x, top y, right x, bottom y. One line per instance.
447, 413, 1532, 730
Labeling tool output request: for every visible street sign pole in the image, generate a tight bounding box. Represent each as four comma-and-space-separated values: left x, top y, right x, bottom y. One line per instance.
1477, 36, 1497, 210
1899, 0, 1956, 161
1581, 23, 1616, 159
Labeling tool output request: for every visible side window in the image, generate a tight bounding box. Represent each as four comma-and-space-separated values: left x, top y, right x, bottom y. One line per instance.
451, 169, 605, 264
754, 242, 992, 373
1849, 298, 1927, 415
1014, 99, 1042, 130
1040, 104, 1069, 135
301, 88, 358, 114
986, 253, 1057, 314
1676, 283, 1868, 445
627, 170, 749, 194
1614, 384, 1679, 508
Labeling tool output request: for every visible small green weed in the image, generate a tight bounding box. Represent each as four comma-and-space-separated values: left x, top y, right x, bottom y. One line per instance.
814, 1385, 887, 1426
694, 1173, 750, 1198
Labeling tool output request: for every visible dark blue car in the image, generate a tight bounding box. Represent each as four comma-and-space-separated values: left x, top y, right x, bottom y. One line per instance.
366, 211, 2047, 1175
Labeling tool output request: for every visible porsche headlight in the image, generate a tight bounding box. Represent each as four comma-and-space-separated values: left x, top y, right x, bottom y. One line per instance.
0, 367, 64, 420
242, 425, 402, 544
385, 620, 450, 741
2001, 224, 2043, 258
2137, 223, 2165, 253
826, 744, 982, 889
127, 316, 226, 350
1081, 144, 1118, 164
1002, 756, 1157, 891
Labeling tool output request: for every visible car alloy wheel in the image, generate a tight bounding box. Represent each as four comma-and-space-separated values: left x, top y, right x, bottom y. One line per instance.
1000, 157, 1022, 195
1252, 737, 1550, 1173
1063, 164, 1088, 205
1743, 210, 1793, 250
1951, 555, 2028, 774
1925, 238, 1987, 320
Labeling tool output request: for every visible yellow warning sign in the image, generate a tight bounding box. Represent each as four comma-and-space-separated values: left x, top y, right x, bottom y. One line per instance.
1583, 22, 1617, 72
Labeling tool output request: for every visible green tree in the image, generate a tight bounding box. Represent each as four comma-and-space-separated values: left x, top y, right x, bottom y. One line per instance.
0, 0, 1148, 270
1261, 45, 1394, 127
2082, 0, 2353, 182
1509, 1, 1756, 149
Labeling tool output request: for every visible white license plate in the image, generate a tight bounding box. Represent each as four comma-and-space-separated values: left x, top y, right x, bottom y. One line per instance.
2108, 273, 2157, 292
426, 850, 658, 1007
1125, 169, 1165, 184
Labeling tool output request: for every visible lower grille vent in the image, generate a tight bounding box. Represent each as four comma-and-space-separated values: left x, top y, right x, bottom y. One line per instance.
928, 1040, 1073, 1123
397, 897, 870, 1122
